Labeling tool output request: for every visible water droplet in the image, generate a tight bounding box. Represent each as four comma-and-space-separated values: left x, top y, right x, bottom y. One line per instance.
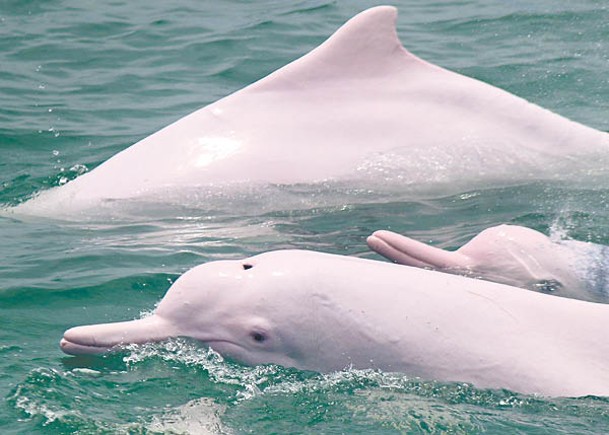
69, 164, 88, 175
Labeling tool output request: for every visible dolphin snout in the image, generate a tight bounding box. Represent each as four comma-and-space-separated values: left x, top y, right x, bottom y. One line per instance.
60, 315, 176, 356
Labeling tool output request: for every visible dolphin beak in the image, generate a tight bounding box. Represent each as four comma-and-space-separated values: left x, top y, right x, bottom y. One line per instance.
60, 315, 177, 355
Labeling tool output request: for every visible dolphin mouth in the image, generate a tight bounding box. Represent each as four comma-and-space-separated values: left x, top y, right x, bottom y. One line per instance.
59, 334, 242, 357
60, 337, 113, 355
201, 339, 245, 354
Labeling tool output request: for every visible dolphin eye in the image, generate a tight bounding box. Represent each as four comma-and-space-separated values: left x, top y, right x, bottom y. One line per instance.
534, 279, 563, 293
250, 331, 266, 343
243, 264, 253, 270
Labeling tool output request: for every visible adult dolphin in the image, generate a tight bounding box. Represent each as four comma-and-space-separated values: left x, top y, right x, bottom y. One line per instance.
16, 6, 609, 216
368, 224, 609, 302
61, 250, 609, 397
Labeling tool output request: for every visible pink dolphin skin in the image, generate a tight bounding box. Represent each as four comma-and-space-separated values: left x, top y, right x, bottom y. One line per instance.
61, 250, 609, 397
368, 224, 607, 302
15, 6, 609, 216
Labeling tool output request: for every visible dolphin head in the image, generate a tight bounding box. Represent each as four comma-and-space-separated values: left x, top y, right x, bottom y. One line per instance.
368, 224, 597, 300
60, 254, 310, 368
455, 225, 587, 296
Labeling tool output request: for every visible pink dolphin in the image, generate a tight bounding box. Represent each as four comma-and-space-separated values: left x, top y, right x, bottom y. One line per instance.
368, 224, 608, 302
61, 250, 609, 397
15, 6, 609, 216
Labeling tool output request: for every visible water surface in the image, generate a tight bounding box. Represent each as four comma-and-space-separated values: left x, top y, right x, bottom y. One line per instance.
1, 1, 608, 433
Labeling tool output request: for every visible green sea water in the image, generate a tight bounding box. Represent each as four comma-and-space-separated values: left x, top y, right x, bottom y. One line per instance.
1, 0, 609, 433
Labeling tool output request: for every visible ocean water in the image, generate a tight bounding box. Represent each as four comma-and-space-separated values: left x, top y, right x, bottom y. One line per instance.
1, 0, 608, 433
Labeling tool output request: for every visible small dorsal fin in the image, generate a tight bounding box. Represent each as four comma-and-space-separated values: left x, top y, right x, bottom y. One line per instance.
252, 6, 427, 90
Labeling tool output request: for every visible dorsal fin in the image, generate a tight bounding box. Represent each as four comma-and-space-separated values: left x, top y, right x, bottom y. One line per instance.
251, 6, 428, 90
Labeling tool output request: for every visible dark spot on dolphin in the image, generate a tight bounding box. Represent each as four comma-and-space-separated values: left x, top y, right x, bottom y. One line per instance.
534, 279, 563, 293
251, 331, 266, 343
243, 264, 253, 270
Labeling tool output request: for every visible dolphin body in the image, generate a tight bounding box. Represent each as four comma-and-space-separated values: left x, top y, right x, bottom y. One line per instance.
61, 250, 609, 397
368, 224, 609, 302
16, 6, 609, 216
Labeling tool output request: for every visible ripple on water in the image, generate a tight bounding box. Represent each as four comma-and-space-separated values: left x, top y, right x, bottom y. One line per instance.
9, 339, 609, 433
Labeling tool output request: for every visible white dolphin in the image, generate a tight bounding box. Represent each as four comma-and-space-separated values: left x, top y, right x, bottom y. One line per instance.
61, 250, 609, 397
16, 6, 609, 216
368, 224, 609, 302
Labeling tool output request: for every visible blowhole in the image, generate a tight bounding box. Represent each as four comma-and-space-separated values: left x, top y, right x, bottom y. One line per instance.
242, 263, 253, 270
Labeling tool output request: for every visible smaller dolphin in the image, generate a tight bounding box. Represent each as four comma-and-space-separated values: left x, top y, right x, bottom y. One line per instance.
368, 224, 609, 302
61, 250, 609, 397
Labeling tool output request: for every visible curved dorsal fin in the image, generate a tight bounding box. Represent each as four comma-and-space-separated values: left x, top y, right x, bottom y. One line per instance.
252, 6, 428, 89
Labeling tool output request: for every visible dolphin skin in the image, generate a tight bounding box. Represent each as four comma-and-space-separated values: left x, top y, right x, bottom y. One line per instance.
16, 6, 609, 216
62, 250, 609, 397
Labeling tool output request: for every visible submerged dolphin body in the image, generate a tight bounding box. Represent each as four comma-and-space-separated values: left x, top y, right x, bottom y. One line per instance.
368, 224, 609, 302
61, 250, 609, 397
15, 6, 609, 216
